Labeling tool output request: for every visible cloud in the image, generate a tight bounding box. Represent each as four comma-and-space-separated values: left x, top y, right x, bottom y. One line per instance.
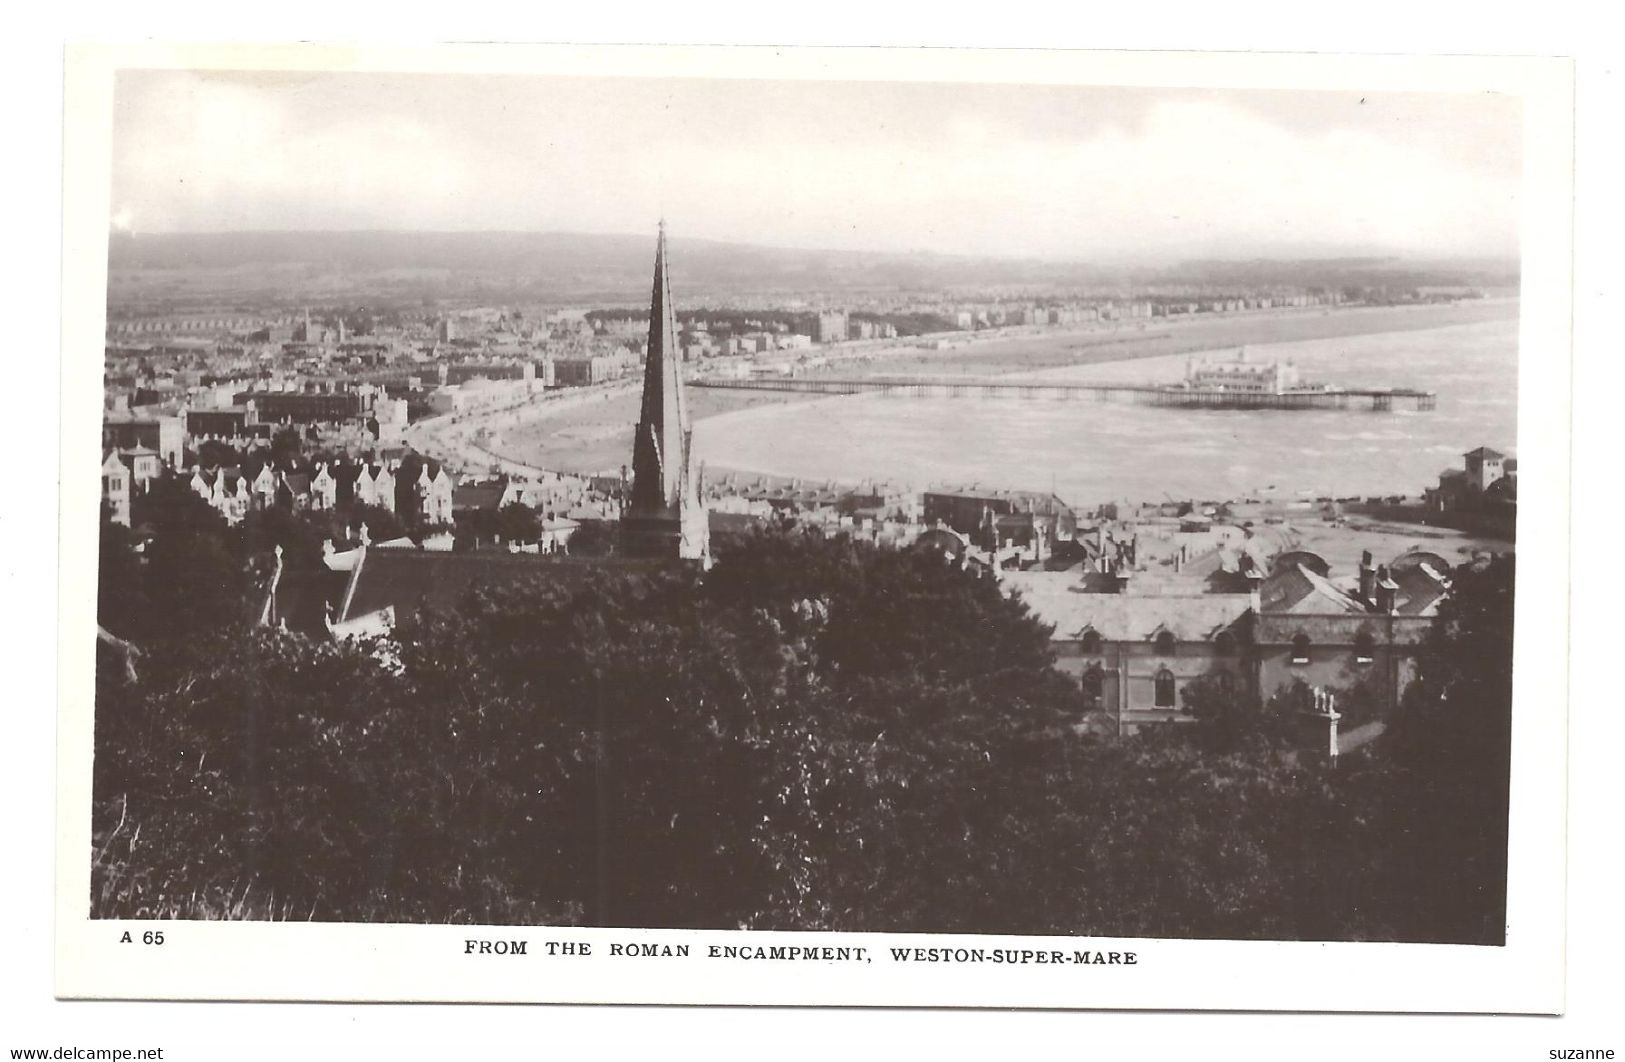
110, 71, 1520, 260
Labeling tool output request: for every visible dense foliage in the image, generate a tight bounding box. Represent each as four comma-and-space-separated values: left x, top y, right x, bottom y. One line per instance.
91, 530, 1514, 943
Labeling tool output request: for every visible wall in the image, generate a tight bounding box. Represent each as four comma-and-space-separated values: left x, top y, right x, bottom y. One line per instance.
1052, 639, 1249, 733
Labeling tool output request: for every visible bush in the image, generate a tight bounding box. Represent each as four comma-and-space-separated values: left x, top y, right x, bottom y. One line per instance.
89, 534, 1515, 941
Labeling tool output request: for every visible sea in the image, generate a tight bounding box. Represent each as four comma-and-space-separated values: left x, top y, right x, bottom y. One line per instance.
691, 315, 1520, 505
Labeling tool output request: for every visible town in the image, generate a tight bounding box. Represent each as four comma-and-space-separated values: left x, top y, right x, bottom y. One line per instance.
100, 226, 1514, 749
85, 61, 1527, 953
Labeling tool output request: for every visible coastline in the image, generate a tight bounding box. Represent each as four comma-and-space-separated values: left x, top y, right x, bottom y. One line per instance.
482, 298, 1517, 479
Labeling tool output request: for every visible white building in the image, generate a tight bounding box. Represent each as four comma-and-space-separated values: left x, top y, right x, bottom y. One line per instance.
1185, 349, 1302, 394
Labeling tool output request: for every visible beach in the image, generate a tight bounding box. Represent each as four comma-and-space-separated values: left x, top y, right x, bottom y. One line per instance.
482, 298, 1518, 478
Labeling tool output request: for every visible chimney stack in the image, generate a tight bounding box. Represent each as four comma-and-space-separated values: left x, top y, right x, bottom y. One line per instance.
1375, 565, 1398, 614
1358, 550, 1375, 603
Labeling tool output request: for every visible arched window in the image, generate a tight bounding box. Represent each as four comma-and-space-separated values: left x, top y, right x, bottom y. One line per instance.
1353, 629, 1376, 665
1154, 668, 1177, 708
1081, 665, 1105, 710
1154, 630, 1177, 656
1291, 633, 1312, 665
1213, 630, 1236, 657
1080, 629, 1103, 655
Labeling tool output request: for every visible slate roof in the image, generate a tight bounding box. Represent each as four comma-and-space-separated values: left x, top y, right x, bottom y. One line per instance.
926, 488, 1074, 516
1259, 564, 1367, 615
1391, 564, 1451, 616
1001, 572, 1253, 643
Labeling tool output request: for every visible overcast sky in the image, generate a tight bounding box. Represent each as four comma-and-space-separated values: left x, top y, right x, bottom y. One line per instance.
110, 70, 1522, 261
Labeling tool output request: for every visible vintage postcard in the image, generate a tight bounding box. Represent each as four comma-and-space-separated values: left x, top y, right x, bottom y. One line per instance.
57, 42, 1573, 1010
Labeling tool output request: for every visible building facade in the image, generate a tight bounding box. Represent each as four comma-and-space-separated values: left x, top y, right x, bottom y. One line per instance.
102, 415, 184, 468
1005, 546, 1454, 736
1184, 349, 1302, 394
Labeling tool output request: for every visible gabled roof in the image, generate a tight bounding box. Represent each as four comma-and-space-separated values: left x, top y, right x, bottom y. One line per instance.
925, 487, 1074, 515
1001, 571, 1253, 643
1392, 563, 1451, 616
1463, 446, 1505, 461
1260, 564, 1367, 615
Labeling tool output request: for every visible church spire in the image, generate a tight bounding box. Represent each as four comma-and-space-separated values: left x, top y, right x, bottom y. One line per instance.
622, 223, 709, 563
631, 220, 685, 510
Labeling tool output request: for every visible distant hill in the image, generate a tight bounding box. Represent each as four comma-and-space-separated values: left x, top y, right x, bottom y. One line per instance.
105, 230, 1520, 307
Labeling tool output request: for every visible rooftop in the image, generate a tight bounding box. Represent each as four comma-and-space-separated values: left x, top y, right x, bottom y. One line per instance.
1001, 571, 1253, 642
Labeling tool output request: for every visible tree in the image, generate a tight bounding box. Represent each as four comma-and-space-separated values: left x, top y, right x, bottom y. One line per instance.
239, 506, 327, 571
193, 438, 243, 469
97, 518, 149, 638
88, 532, 1516, 942
270, 427, 304, 461
1180, 670, 1290, 751
1377, 556, 1515, 944
495, 503, 540, 545
565, 520, 616, 557
109, 476, 250, 643
347, 503, 407, 544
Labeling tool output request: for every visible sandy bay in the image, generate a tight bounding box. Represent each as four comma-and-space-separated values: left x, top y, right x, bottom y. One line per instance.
485, 299, 1518, 481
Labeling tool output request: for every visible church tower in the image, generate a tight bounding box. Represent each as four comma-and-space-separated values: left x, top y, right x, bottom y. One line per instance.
620, 222, 709, 563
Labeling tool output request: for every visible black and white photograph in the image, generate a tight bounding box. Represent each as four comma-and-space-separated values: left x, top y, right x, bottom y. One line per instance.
50, 42, 1577, 1012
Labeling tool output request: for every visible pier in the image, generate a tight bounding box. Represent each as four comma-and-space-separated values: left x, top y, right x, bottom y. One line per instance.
690, 376, 1437, 412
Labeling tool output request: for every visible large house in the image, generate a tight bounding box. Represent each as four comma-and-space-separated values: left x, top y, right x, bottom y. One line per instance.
394, 453, 456, 527
1004, 570, 1255, 731
100, 452, 132, 526
1427, 446, 1518, 514
1253, 549, 1450, 728
922, 488, 1079, 548
349, 461, 396, 512
188, 465, 253, 524
1004, 544, 1456, 737
102, 414, 184, 468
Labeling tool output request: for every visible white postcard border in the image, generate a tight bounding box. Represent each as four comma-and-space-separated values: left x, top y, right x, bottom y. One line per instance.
56, 42, 1574, 1011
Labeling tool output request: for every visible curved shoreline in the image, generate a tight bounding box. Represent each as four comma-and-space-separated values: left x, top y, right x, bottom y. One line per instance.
447, 299, 1518, 483
692, 312, 1518, 503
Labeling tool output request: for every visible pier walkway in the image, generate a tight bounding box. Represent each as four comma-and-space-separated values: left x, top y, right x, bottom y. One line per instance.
690, 375, 1437, 412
